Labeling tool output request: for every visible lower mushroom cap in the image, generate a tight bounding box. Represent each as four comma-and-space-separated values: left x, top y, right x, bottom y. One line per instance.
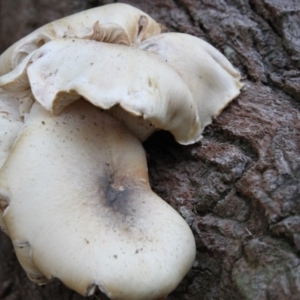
0, 100, 196, 299
0, 88, 33, 169
0, 94, 22, 168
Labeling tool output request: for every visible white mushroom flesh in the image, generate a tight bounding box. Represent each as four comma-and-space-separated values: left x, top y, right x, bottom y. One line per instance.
139, 32, 244, 131
0, 92, 22, 169
0, 100, 196, 299
0, 38, 202, 144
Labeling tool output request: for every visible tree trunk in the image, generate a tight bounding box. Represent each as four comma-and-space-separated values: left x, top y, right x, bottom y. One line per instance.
1, 0, 300, 299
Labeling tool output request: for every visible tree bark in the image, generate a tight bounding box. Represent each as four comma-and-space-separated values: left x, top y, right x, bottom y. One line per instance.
1, 0, 300, 299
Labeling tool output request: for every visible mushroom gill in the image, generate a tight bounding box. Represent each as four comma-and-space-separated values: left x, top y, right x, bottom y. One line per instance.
0, 3, 162, 76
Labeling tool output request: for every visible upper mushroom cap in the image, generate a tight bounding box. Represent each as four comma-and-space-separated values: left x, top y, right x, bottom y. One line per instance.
0, 38, 202, 144
0, 99, 196, 299
0, 3, 162, 76
0, 2, 163, 177
139, 32, 244, 132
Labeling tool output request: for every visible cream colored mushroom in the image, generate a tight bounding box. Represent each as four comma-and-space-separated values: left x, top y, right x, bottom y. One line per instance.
0, 2, 162, 76
0, 2, 163, 217
0, 92, 22, 169
0, 38, 202, 144
139, 32, 244, 132
0, 5, 244, 300
0, 88, 34, 233
0, 37, 200, 299
0, 99, 196, 299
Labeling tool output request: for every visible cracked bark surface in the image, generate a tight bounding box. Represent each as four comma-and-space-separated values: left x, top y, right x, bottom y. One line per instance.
1, 0, 300, 299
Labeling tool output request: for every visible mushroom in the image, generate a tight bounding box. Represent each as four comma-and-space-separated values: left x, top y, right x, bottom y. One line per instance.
139, 32, 244, 131
0, 38, 200, 299
0, 3, 164, 226
0, 99, 196, 299
0, 2, 162, 76
0, 4, 244, 300
0, 88, 33, 234
0, 38, 201, 144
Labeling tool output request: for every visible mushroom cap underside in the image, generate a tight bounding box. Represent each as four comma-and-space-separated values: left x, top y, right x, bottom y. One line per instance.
0, 3, 162, 76
0, 100, 196, 299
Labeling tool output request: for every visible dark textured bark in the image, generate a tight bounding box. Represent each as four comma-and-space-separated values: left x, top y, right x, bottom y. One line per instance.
1, 0, 300, 299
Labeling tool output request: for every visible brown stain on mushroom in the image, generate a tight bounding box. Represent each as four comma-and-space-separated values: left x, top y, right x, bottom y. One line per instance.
137, 15, 147, 37
0, 201, 8, 213
36, 39, 46, 48
147, 77, 159, 91
88, 21, 131, 45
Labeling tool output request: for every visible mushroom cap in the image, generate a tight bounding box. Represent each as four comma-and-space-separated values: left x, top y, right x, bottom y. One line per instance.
0, 99, 196, 299
0, 91, 23, 169
0, 79, 33, 235
139, 32, 244, 131
0, 3, 162, 76
0, 38, 202, 144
